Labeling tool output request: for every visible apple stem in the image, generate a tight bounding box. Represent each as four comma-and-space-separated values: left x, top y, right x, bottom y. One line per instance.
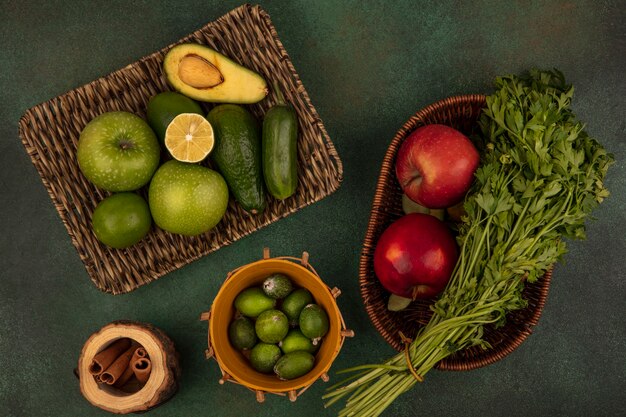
118, 139, 134, 150
412, 286, 420, 301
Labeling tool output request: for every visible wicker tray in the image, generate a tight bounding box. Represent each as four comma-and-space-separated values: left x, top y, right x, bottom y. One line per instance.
359, 95, 552, 371
18, 4, 342, 294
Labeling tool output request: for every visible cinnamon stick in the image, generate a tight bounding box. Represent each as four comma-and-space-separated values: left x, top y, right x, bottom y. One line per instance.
114, 346, 148, 388
113, 365, 135, 388
135, 347, 147, 358
88, 338, 131, 376
129, 348, 143, 365
132, 358, 152, 384
100, 344, 136, 385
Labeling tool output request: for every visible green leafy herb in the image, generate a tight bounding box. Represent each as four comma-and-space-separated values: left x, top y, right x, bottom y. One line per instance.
323, 69, 613, 417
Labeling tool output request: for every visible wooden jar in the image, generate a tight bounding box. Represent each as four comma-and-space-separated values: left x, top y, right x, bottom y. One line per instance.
77, 320, 180, 414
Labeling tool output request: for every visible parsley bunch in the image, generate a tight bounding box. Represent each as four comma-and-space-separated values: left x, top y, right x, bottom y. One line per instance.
323, 69, 613, 417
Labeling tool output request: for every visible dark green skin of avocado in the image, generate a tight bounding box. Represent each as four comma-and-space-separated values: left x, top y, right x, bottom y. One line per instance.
262, 103, 298, 199
146, 91, 203, 143
207, 104, 266, 214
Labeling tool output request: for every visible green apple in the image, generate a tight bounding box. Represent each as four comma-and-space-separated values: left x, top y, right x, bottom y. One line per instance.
92, 192, 152, 248
77, 111, 160, 192
148, 160, 229, 236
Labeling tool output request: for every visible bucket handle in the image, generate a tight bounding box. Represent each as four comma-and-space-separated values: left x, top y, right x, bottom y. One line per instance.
225, 247, 319, 280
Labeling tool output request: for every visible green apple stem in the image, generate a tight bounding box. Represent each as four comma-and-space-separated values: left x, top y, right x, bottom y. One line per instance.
118, 138, 134, 150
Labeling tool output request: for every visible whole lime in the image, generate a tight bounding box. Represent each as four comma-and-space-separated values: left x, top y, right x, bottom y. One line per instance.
148, 160, 228, 236
92, 192, 152, 248
146, 91, 203, 143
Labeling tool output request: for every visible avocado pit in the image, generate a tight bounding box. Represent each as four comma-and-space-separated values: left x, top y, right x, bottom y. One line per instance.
178, 54, 224, 89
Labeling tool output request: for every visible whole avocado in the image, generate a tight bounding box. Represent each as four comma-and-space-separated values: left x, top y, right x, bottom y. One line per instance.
207, 104, 266, 214
146, 91, 203, 143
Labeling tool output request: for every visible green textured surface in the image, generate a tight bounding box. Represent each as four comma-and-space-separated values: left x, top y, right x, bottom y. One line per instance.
1, 1, 625, 416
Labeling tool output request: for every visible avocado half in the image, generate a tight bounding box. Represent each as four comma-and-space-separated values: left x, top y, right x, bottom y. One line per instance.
163, 43, 268, 104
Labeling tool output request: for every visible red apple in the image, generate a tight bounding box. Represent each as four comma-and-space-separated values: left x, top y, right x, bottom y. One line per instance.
374, 213, 458, 299
395, 124, 479, 209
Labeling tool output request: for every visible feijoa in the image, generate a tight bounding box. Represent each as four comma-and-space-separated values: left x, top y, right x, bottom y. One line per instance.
262, 274, 293, 299
228, 317, 257, 350
299, 304, 329, 342
250, 343, 282, 373
274, 351, 315, 380
255, 309, 289, 344
279, 329, 317, 354
281, 288, 313, 325
234, 287, 276, 318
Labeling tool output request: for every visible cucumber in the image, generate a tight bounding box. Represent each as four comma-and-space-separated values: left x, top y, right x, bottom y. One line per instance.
207, 104, 266, 214
262, 83, 298, 200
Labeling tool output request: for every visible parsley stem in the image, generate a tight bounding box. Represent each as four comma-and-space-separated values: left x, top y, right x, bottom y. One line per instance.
324, 369, 371, 393
505, 191, 533, 247
521, 189, 573, 259
465, 217, 492, 278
